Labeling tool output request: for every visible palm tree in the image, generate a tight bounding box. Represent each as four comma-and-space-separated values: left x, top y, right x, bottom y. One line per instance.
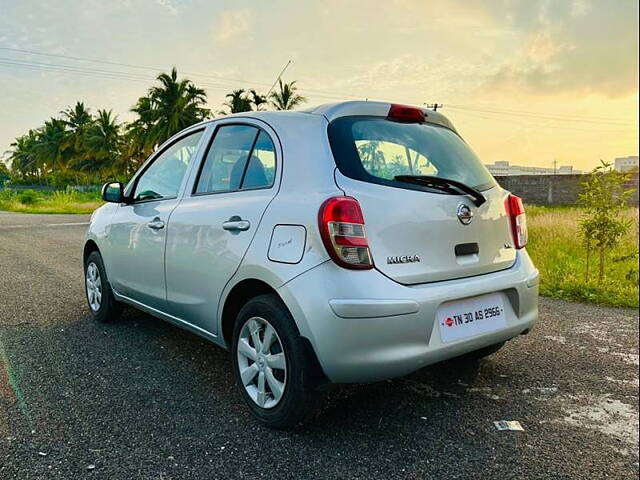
61, 102, 94, 169
250, 89, 268, 111
61, 102, 93, 131
33, 118, 73, 176
128, 95, 157, 159
7, 129, 40, 180
269, 79, 306, 110
79, 110, 122, 174
0, 160, 9, 184
6, 69, 213, 184
357, 141, 385, 174
129, 67, 210, 152
223, 89, 253, 113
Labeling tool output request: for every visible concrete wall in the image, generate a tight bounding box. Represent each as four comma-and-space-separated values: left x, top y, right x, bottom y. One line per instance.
495, 173, 639, 206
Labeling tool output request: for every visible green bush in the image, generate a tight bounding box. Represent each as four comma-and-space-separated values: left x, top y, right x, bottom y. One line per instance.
0, 188, 17, 202
527, 205, 638, 308
0, 187, 102, 214
51, 188, 80, 204
18, 189, 40, 205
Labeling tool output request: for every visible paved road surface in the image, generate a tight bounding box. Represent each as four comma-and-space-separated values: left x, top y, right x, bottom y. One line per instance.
0, 212, 638, 479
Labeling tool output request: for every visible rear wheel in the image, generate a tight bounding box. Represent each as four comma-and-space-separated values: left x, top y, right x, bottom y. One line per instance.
231, 294, 321, 429
84, 251, 122, 323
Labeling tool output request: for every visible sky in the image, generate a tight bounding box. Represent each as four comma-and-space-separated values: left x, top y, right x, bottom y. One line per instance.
0, 0, 638, 171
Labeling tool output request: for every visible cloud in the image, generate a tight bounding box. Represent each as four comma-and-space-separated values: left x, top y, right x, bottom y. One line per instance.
153, 0, 180, 15
480, 0, 639, 98
213, 8, 253, 43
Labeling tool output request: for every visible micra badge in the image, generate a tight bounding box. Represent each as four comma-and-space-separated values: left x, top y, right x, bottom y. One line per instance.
387, 255, 421, 265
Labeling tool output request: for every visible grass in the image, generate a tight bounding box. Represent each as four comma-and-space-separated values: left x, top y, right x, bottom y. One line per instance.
526, 205, 639, 309
0, 188, 103, 214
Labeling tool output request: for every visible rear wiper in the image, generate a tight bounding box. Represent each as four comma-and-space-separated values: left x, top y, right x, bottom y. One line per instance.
393, 175, 486, 207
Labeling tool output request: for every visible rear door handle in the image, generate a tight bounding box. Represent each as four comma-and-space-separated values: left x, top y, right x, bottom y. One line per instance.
147, 218, 165, 230
222, 216, 250, 232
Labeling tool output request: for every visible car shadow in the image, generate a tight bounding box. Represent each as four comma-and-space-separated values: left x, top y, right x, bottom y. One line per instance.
111, 307, 492, 430
4, 305, 522, 443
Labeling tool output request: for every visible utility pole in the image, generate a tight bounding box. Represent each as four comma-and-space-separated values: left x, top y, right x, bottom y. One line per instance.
267, 60, 292, 96
424, 103, 443, 111
553, 158, 557, 174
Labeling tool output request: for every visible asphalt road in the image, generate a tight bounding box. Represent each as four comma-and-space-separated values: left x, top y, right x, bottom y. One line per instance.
0, 211, 638, 479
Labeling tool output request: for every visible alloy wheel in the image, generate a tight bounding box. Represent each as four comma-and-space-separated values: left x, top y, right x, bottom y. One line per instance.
236, 316, 287, 409
85, 262, 102, 312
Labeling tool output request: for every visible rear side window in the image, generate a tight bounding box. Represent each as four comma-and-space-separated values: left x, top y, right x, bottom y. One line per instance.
328, 117, 495, 191
249, 131, 276, 188
195, 125, 276, 194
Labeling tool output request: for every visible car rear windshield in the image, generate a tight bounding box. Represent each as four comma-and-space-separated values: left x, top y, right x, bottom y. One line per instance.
327, 116, 496, 192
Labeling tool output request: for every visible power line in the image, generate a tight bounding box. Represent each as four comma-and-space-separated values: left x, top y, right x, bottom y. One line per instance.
0, 58, 239, 90
0, 60, 155, 86
0, 46, 270, 86
2, 46, 637, 124
447, 104, 635, 127
0, 46, 365, 102
447, 107, 635, 134
448, 103, 635, 123
0, 58, 373, 116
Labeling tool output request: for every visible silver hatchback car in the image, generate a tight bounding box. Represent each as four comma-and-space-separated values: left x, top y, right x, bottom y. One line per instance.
84, 101, 539, 428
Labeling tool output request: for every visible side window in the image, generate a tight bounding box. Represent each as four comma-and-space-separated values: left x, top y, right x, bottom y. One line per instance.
195, 125, 276, 194
195, 125, 258, 194
134, 131, 203, 201
243, 131, 276, 189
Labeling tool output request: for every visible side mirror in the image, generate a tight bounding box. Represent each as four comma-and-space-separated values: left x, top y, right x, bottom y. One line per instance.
101, 182, 124, 203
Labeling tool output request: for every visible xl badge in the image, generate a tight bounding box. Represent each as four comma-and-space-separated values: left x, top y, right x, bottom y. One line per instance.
457, 203, 473, 225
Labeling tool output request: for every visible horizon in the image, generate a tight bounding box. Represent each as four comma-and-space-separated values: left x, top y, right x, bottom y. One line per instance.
1, 0, 638, 172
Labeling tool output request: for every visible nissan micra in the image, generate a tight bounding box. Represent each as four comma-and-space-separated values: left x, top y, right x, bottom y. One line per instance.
84, 101, 539, 428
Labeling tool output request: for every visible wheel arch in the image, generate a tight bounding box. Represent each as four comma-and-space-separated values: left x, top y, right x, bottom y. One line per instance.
220, 278, 279, 348
220, 277, 329, 386
83, 239, 100, 264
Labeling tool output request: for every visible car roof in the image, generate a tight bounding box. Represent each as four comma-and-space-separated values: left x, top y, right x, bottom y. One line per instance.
301, 101, 457, 131
195, 101, 457, 133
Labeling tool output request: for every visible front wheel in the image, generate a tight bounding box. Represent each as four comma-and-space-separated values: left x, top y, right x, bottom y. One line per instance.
84, 251, 122, 323
231, 294, 322, 429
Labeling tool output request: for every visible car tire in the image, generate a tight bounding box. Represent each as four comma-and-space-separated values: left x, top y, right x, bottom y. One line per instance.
231, 294, 322, 429
84, 250, 122, 323
460, 341, 506, 361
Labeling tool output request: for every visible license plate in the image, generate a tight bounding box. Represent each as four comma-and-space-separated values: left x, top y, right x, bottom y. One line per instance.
437, 292, 507, 344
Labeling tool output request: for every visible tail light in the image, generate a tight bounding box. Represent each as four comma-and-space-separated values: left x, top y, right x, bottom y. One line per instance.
318, 196, 373, 269
505, 194, 528, 249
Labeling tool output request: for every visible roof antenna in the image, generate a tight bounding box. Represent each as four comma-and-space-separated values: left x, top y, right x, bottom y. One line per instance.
267, 60, 292, 96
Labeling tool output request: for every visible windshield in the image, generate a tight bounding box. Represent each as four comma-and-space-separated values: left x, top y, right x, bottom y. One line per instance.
327, 116, 495, 191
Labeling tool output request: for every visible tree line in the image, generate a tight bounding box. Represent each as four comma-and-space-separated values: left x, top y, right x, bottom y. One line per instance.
3, 68, 306, 186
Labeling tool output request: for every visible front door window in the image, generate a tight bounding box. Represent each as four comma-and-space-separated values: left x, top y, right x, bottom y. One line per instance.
134, 130, 204, 201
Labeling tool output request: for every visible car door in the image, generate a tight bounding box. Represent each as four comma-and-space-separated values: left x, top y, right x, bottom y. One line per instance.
106, 129, 205, 310
165, 122, 279, 334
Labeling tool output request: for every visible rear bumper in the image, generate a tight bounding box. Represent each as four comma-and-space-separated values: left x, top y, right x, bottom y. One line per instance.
277, 250, 539, 383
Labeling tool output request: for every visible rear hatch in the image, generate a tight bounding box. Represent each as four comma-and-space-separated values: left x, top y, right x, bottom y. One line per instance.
328, 113, 516, 284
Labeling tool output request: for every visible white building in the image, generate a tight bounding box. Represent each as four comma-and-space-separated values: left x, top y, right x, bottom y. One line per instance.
614, 156, 639, 172
485, 161, 582, 176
